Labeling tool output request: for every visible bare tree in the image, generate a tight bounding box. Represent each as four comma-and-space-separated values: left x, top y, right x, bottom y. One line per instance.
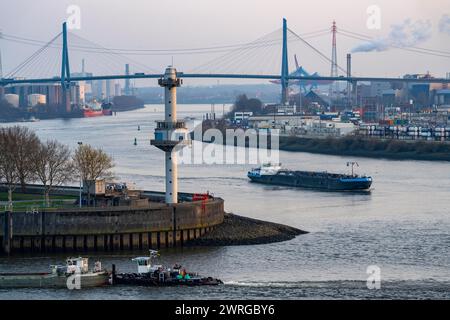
9, 126, 40, 192
0, 127, 21, 209
33, 140, 75, 207
73, 144, 114, 206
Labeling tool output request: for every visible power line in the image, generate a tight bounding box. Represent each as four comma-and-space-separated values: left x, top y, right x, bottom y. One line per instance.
338, 29, 450, 58
339, 31, 450, 58
68, 32, 159, 73
0, 28, 330, 54
1, 33, 283, 56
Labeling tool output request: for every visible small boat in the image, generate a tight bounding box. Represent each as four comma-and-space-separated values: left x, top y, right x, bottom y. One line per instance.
21, 116, 40, 122
112, 250, 223, 286
248, 162, 372, 191
0, 257, 109, 289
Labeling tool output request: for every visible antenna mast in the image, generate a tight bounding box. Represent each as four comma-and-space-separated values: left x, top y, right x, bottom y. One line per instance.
0, 29, 3, 79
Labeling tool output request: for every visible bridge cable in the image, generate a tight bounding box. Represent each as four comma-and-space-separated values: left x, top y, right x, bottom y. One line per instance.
287, 28, 347, 74
5, 32, 62, 78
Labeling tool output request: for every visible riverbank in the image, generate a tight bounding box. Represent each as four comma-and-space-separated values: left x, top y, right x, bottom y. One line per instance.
193, 120, 450, 162
187, 213, 308, 246
0, 96, 144, 123
0, 109, 84, 123
278, 135, 450, 161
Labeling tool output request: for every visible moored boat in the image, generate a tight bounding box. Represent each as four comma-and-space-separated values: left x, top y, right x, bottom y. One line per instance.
112, 250, 223, 286
0, 257, 109, 289
83, 100, 104, 118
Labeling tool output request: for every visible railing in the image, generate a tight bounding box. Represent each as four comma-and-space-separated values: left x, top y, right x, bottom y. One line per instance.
0, 199, 78, 213
0, 190, 219, 214
155, 121, 187, 129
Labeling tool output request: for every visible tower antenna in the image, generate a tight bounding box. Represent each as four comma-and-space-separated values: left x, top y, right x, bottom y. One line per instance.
0, 29, 3, 79
329, 21, 338, 104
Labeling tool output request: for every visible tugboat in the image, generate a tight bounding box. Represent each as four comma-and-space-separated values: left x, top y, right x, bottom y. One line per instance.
248, 162, 372, 191
112, 250, 223, 286
0, 257, 109, 288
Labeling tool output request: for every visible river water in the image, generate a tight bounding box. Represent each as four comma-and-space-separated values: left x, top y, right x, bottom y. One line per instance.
0, 105, 449, 299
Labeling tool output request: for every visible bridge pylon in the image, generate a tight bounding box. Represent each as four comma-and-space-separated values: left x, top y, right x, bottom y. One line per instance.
61, 22, 71, 113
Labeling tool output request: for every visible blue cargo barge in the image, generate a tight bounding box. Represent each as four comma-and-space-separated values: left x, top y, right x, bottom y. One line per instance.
248, 163, 372, 191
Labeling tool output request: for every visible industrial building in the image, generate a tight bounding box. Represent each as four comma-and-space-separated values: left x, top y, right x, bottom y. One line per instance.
433, 89, 450, 106
27, 94, 46, 107
3, 83, 84, 111
246, 114, 357, 137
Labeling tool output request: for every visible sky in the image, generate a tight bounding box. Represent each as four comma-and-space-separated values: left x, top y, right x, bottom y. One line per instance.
0, 0, 449, 86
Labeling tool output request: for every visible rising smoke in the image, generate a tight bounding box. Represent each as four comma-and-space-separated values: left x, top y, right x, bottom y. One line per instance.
439, 14, 450, 35
352, 19, 432, 53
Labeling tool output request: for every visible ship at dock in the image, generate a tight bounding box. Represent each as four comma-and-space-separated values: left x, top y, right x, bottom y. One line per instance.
83, 100, 104, 117
248, 163, 372, 191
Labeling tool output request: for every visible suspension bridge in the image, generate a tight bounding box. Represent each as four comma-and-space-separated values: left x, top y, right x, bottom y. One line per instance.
1, 18, 449, 106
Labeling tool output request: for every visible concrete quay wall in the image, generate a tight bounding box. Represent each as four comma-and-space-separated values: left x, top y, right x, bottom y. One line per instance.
0, 197, 224, 254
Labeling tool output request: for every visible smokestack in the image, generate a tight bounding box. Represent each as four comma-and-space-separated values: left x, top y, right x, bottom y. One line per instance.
81, 59, 85, 74
347, 53, 352, 108
125, 64, 131, 95
346, 54, 351, 78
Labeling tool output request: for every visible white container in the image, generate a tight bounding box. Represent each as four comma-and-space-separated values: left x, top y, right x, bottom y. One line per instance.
4, 94, 20, 108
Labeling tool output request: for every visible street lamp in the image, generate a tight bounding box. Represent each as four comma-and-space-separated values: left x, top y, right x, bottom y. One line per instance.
77, 142, 82, 208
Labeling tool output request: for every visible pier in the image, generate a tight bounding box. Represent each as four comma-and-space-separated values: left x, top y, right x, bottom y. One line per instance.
0, 190, 224, 254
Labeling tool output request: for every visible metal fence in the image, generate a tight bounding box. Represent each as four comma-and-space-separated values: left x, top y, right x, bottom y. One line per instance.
0, 199, 78, 213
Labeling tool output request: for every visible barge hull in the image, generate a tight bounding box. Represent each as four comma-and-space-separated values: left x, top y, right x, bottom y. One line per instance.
0, 272, 109, 288
248, 174, 372, 191
114, 275, 222, 287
